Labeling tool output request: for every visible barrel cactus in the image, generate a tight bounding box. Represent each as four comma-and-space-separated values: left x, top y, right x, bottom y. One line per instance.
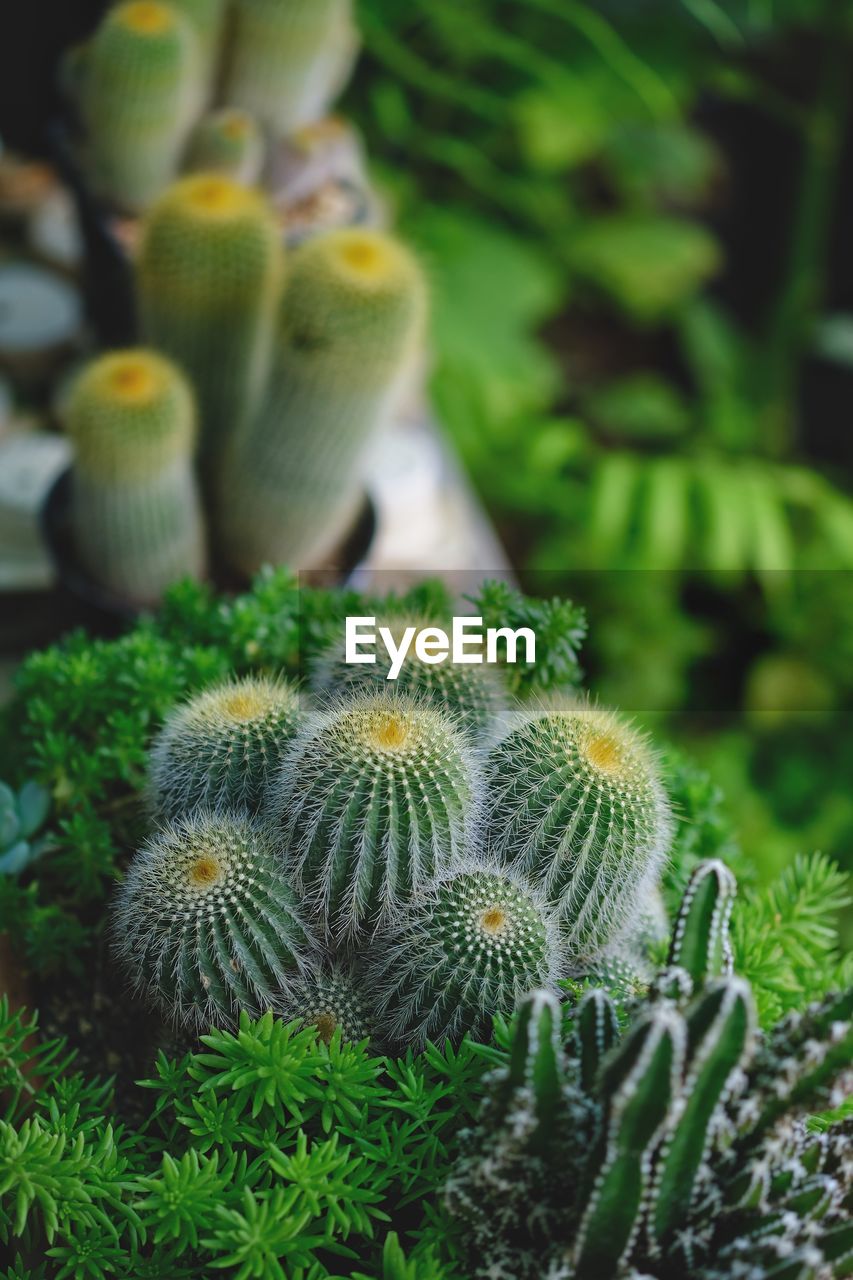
445, 861, 853, 1280
217, 227, 426, 574
113, 810, 315, 1029
79, 1, 199, 211
137, 173, 284, 496
148, 674, 302, 819
167, 0, 227, 102
269, 690, 475, 942
184, 108, 265, 186
311, 613, 509, 739
368, 864, 561, 1051
66, 348, 206, 606
280, 963, 372, 1044
222, 0, 358, 137
484, 699, 673, 961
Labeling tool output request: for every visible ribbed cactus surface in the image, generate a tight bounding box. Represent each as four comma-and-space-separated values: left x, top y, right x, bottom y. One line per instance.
281, 964, 372, 1044
184, 108, 265, 186
137, 174, 284, 495
167, 0, 227, 100
80, 2, 199, 211
218, 227, 426, 574
148, 674, 302, 818
312, 613, 508, 739
223, 0, 357, 136
369, 865, 559, 1050
67, 348, 206, 606
484, 700, 672, 960
269, 691, 474, 941
113, 810, 315, 1029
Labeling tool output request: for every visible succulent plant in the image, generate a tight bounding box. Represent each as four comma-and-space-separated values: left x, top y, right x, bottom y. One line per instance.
445, 861, 853, 1280
66, 348, 206, 606
148, 674, 303, 819
184, 108, 265, 186
222, 0, 358, 137
137, 173, 284, 496
280, 963, 372, 1044
217, 227, 426, 575
79, 1, 200, 211
113, 809, 315, 1029
484, 699, 673, 963
0, 781, 51, 876
167, 0, 227, 102
311, 612, 509, 739
268, 690, 475, 942
368, 864, 561, 1051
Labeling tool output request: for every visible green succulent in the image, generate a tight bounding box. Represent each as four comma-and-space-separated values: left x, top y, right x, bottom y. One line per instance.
0, 781, 52, 876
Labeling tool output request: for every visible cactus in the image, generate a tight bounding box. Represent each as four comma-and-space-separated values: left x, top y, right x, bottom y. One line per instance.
280, 964, 372, 1044
79, 2, 200, 211
148, 674, 302, 819
667, 857, 736, 985
269, 690, 474, 942
66, 349, 206, 606
217, 227, 426, 574
445, 862, 853, 1280
222, 0, 358, 137
113, 810, 315, 1029
184, 108, 265, 186
311, 613, 509, 739
484, 699, 673, 961
137, 173, 284, 495
368, 864, 561, 1050
167, 0, 228, 101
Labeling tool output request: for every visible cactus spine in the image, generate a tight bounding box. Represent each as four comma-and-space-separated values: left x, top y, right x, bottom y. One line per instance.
80, 2, 200, 211
269, 691, 474, 942
113, 810, 315, 1029
668, 857, 736, 984
484, 700, 673, 961
312, 613, 509, 739
184, 108, 265, 186
222, 0, 358, 137
67, 349, 206, 606
218, 227, 426, 574
281, 964, 372, 1044
137, 174, 284, 495
148, 675, 302, 819
445, 861, 852, 1280
368, 864, 560, 1050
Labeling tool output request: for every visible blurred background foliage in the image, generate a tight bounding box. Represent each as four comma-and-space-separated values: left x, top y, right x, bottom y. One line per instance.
345, 0, 853, 934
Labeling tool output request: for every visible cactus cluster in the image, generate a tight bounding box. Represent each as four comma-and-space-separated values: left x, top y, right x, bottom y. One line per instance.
66, 348, 206, 605
184, 107, 265, 186
445, 859, 853, 1280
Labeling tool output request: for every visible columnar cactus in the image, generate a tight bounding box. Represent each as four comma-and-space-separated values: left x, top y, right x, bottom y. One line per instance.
280, 964, 372, 1044
137, 173, 284, 494
217, 227, 426, 574
184, 108, 265, 186
368, 864, 560, 1050
312, 613, 509, 739
79, 2, 200, 211
667, 857, 736, 985
445, 862, 853, 1280
222, 0, 358, 137
167, 0, 228, 102
113, 810, 315, 1029
148, 675, 302, 819
484, 700, 673, 961
269, 691, 475, 941
67, 349, 206, 606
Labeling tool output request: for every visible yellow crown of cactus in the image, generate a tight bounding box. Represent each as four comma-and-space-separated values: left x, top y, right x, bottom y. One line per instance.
184, 108, 265, 185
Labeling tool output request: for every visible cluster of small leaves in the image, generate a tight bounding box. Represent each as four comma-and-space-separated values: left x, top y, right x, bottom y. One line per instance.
467, 580, 586, 694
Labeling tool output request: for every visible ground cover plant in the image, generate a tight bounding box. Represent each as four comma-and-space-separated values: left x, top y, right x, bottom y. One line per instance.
0, 571, 849, 1278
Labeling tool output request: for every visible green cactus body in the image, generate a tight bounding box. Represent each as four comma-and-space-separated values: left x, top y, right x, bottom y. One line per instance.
312, 613, 508, 739
148, 675, 302, 819
369, 865, 560, 1050
269, 691, 473, 941
574, 987, 621, 1093
484, 700, 673, 961
281, 964, 372, 1043
113, 810, 315, 1028
184, 108, 265, 186
167, 0, 227, 101
218, 228, 426, 574
67, 349, 206, 606
80, 2, 200, 211
222, 0, 358, 137
137, 174, 284, 495
668, 858, 736, 985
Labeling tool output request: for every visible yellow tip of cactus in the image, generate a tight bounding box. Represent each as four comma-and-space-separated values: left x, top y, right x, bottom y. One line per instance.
188, 854, 222, 888
221, 112, 252, 141
220, 688, 269, 721
371, 713, 409, 751
330, 231, 406, 285
314, 1013, 338, 1044
176, 173, 262, 219
93, 352, 168, 406
480, 907, 508, 935
117, 1, 175, 35
583, 733, 624, 775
